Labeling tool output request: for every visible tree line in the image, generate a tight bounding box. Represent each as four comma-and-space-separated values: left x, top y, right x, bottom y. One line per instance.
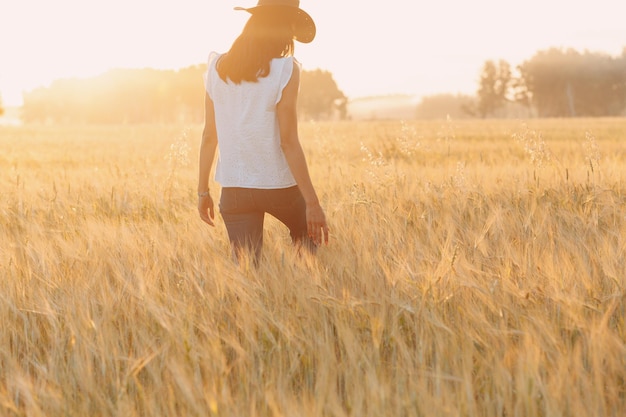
20, 66, 346, 124
15, 47, 626, 123
416, 47, 626, 119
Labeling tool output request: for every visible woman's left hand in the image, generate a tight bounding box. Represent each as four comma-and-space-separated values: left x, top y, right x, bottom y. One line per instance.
198, 194, 215, 226
306, 203, 329, 246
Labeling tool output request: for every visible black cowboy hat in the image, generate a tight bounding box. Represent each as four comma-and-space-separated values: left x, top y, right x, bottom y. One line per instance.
234, 0, 316, 43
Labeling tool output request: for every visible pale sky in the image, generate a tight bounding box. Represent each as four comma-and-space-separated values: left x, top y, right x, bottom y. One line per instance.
1, 0, 625, 106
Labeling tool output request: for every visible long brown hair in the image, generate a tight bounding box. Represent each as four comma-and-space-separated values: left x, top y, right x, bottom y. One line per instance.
217, 12, 295, 84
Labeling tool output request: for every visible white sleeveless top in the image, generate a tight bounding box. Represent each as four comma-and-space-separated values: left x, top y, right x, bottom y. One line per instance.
204, 52, 298, 189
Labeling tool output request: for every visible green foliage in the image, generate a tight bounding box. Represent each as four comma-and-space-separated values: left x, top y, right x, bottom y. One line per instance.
420, 47, 626, 119
483, 48, 626, 118
298, 69, 347, 120
474, 60, 512, 118
20, 66, 347, 124
518, 48, 626, 117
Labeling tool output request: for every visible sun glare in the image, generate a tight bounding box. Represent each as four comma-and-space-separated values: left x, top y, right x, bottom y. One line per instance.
1, 0, 624, 107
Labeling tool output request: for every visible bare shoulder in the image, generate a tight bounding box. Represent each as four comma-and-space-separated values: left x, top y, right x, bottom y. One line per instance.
284, 59, 300, 92
290, 58, 301, 79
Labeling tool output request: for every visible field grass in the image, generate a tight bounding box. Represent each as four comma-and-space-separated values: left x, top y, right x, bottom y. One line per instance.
1, 118, 625, 416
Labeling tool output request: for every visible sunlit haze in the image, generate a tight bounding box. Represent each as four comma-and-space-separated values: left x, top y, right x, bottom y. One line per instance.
1, 0, 625, 106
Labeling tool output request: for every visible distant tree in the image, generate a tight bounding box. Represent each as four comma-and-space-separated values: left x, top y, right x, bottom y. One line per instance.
474, 60, 512, 118
617, 48, 626, 114
335, 96, 348, 120
517, 48, 626, 117
298, 69, 347, 120
510, 69, 533, 117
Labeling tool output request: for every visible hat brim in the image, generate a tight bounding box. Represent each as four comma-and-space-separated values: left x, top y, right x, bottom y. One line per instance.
234, 5, 316, 43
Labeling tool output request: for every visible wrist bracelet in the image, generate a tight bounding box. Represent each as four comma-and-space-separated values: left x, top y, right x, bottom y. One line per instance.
198, 190, 210, 198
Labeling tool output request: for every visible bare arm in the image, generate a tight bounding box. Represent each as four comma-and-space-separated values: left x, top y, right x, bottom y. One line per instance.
197, 92, 218, 226
277, 61, 329, 245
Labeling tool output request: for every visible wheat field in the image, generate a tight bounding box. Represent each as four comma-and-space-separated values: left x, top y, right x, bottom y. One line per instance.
1, 118, 625, 416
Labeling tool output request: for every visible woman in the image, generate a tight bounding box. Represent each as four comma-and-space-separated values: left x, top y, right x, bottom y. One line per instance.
197, 0, 329, 263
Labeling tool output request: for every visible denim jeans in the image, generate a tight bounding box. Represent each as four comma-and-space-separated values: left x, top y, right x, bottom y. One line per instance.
219, 186, 316, 262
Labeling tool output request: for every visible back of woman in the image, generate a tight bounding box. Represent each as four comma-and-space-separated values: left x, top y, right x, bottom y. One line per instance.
206, 52, 297, 188
197, 0, 329, 264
